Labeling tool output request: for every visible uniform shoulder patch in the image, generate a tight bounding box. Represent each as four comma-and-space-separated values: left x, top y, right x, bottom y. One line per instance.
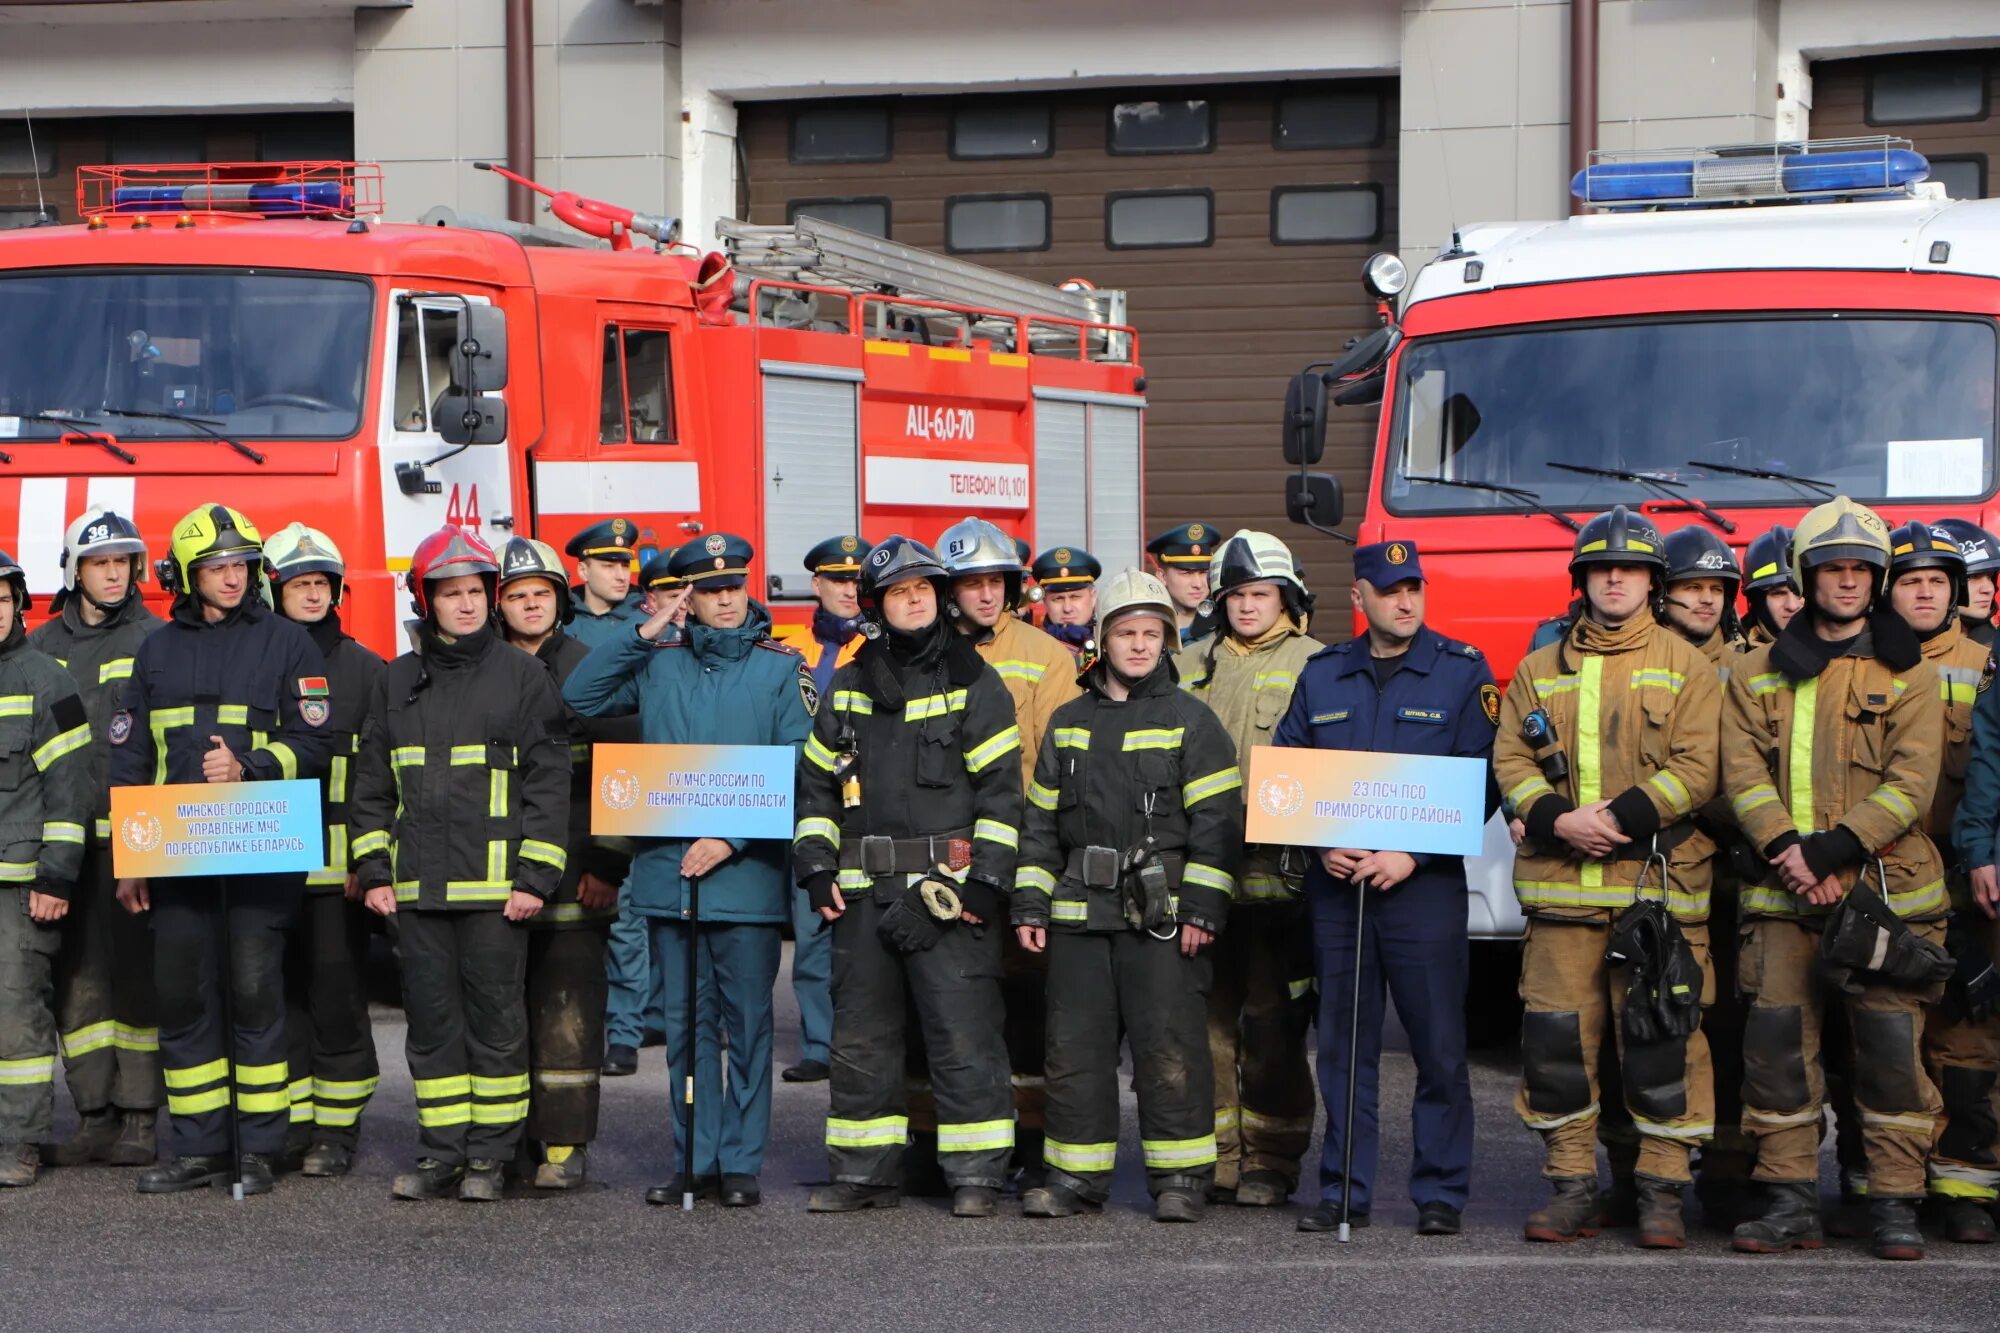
798, 669, 820, 718
297, 676, 330, 699
1479, 682, 1501, 726
1984, 655, 1996, 693
300, 698, 331, 728
1458, 641, 1483, 658
756, 638, 803, 658
109, 710, 133, 745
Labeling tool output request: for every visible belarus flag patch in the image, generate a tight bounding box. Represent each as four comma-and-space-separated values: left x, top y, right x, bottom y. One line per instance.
297, 677, 331, 699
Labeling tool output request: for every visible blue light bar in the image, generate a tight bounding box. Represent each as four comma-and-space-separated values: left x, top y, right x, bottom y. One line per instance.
1571, 147, 1930, 206
110, 181, 350, 214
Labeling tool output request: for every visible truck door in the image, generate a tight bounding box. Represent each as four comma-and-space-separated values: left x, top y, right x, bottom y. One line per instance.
377, 292, 516, 560
1031, 388, 1145, 569
761, 361, 861, 605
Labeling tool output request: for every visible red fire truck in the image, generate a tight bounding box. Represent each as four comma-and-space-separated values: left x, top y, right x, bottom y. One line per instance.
1284, 138, 2000, 959
0, 160, 1147, 655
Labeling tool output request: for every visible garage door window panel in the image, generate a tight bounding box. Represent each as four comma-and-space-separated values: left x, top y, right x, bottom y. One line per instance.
1271, 185, 1382, 245
1930, 155, 1988, 200
952, 105, 1053, 160
946, 194, 1050, 254
1109, 100, 1213, 155
1867, 64, 1988, 126
1274, 91, 1383, 150
1106, 190, 1213, 250
788, 197, 891, 238
791, 106, 892, 164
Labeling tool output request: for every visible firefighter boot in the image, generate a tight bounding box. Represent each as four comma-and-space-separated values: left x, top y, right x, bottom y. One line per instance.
48, 1110, 120, 1166
459, 1159, 505, 1202
1022, 1183, 1102, 1218
108, 1110, 157, 1167
806, 1182, 901, 1213
392, 1158, 464, 1201
0, 1143, 41, 1188
1524, 1177, 1602, 1243
1870, 1199, 1924, 1262
534, 1145, 588, 1190
1943, 1198, 1998, 1245
952, 1185, 999, 1219
301, 1142, 354, 1178
1634, 1175, 1687, 1250
137, 1154, 234, 1194
237, 1154, 276, 1197
1731, 1181, 1824, 1253
1234, 1168, 1291, 1208
1154, 1186, 1205, 1224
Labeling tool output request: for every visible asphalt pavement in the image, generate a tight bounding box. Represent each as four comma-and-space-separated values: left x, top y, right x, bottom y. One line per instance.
3, 942, 1997, 1332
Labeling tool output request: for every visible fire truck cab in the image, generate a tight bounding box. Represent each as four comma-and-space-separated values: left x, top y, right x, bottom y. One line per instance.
0, 161, 1147, 657
1284, 139, 2000, 958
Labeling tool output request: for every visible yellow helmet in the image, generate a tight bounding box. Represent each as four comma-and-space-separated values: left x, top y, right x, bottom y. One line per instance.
1790, 496, 1891, 597
165, 504, 264, 593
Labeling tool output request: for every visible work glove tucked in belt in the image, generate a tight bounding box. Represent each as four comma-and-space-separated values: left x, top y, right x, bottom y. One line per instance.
1819, 881, 1955, 995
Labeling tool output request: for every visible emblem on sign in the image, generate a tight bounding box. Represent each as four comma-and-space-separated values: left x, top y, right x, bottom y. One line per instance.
1256, 775, 1307, 819
120, 813, 164, 855
598, 770, 641, 812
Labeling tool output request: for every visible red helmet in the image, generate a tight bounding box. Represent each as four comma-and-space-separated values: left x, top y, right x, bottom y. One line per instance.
408, 525, 499, 619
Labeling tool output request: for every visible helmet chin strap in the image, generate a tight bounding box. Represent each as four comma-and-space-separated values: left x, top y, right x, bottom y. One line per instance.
78, 557, 144, 614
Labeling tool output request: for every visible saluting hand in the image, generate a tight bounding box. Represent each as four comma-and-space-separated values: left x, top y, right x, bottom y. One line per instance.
638, 588, 691, 642
202, 735, 244, 784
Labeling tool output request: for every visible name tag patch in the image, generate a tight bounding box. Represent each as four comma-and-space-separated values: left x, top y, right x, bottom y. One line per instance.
1310, 710, 1350, 724
1397, 707, 1447, 725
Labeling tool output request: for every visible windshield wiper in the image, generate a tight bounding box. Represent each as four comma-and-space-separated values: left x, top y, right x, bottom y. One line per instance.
94, 406, 266, 464
1546, 462, 1737, 534
1686, 458, 1837, 499
1407, 476, 1582, 532
25, 411, 135, 465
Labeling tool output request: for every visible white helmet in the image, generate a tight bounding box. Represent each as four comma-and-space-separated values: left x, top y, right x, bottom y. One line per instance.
59, 509, 149, 593
1093, 567, 1177, 639
264, 523, 348, 601
1209, 528, 1311, 620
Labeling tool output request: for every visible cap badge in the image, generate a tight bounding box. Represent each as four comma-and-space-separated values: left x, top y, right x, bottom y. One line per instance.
704, 534, 726, 556
1386, 542, 1409, 565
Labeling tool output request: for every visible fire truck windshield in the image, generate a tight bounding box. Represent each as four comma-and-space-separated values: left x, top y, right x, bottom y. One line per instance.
0, 269, 372, 440
1384, 314, 1998, 513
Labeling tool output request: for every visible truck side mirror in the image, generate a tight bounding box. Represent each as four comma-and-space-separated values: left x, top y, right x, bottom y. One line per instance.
451, 305, 509, 393
1282, 370, 1327, 466
435, 392, 508, 446
1284, 472, 1344, 530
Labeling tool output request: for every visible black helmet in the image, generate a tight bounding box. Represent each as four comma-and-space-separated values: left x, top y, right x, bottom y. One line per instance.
859, 535, 950, 623
1888, 520, 1968, 607
1569, 506, 1665, 578
1663, 526, 1740, 592
495, 537, 576, 625
1741, 524, 1798, 595
0, 548, 29, 619
1930, 517, 2000, 579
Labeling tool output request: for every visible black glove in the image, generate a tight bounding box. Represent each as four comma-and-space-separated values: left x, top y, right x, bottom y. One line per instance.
877, 886, 946, 954
1607, 901, 1702, 1044
1819, 884, 1956, 995
957, 877, 1003, 925
800, 869, 839, 916
1944, 919, 2000, 1024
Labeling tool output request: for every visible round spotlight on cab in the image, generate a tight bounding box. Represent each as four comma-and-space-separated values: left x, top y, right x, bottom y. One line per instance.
1362, 251, 1408, 301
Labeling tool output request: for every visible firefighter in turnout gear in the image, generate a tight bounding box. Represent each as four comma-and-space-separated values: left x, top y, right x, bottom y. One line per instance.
111, 504, 333, 1197
1014, 568, 1243, 1222
793, 535, 1023, 1219
942, 515, 1081, 1183
0, 551, 96, 1188
565, 533, 814, 1208
1148, 522, 1222, 646
1883, 521, 2000, 1244
771, 534, 872, 1085
351, 526, 573, 1203
1494, 505, 1722, 1249
1722, 497, 1951, 1262
1742, 525, 1806, 648
31, 510, 164, 1170
1931, 517, 2000, 649
1172, 529, 1322, 1206
493, 537, 635, 1191
265, 524, 386, 1178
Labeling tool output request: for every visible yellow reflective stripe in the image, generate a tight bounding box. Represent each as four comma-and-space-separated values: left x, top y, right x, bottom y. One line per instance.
34, 724, 92, 771
0, 695, 32, 717
472, 1073, 531, 1096
164, 1057, 228, 1089
1015, 865, 1056, 896
1053, 727, 1091, 750
1862, 1110, 1938, 1135
449, 744, 487, 765
1790, 680, 1816, 834
1521, 1101, 1600, 1131
418, 1102, 473, 1127
937, 1119, 1015, 1151
903, 689, 969, 721
1288, 976, 1315, 1001
61, 1020, 117, 1058
488, 767, 509, 818
351, 829, 391, 859
41, 821, 85, 845
313, 1076, 380, 1100
152, 705, 195, 728
1028, 781, 1059, 811
113, 1024, 157, 1052
1183, 862, 1234, 895
1646, 769, 1692, 817
237, 1088, 290, 1113
168, 1088, 230, 1115
1182, 767, 1243, 808
519, 839, 567, 870
1240, 1108, 1314, 1133
1632, 1117, 1715, 1141
0, 1055, 55, 1084
1122, 727, 1185, 751
1630, 669, 1686, 694
1932, 1177, 2000, 1200
1044, 1138, 1118, 1171
1886, 876, 1948, 918
835, 868, 872, 891
1506, 775, 1554, 813
235, 1061, 286, 1084
1732, 784, 1781, 820
795, 816, 842, 847
213, 704, 248, 725
1214, 1107, 1240, 1134
1531, 675, 1580, 695
438, 881, 514, 903
1141, 1134, 1218, 1168
826, 1115, 909, 1147
329, 753, 350, 805
414, 1074, 472, 1099
974, 817, 1018, 849
964, 725, 1021, 774
471, 1099, 530, 1124
1051, 899, 1088, 922
832, 690, 873, 714
1253, 670, 1297, 691
261, 740, 298, 781
1516, 878, 1709, 914
803, 735, 839, 772
1238, 872, 1292, 901
0, 861, 35, 883
991, 660, 1048, 683
1748, 672, 1785, 697
390, 746, 425, 768
94, 818, 111, 841
1576, 655, 1604, 891
98, 657, 136, 684
1866, 784, 1919, 825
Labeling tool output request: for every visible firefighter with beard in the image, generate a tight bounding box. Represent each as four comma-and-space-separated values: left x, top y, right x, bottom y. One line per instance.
1172, 530, 1322, 1207
350, 526, 572, 1203
493, 537, 636, 1191
0, 551, 94, 1187
111, 505, 333, 1197
1014, 569, 1242, 1222
941, 516, 1080, 1184
1722, 498, 1951, 1262
1494, 506, 1721, 1249
1148, 523, 1222, 646
263, 524, 386, 1178
1882, 522, 2000, 1245
792, 536, 1022, 1219
1933, 518, 2000, 649
1033, 547, 1102, 665
1742, 525, 1806, 649
32, 510, 164, 1171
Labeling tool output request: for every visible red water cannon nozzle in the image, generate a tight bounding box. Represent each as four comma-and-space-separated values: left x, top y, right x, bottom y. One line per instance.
474, 162, 677, 251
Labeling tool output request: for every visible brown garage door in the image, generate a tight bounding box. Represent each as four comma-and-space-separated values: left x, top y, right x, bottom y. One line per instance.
738, 83, 1397, 612
1811, 51, 2000, 200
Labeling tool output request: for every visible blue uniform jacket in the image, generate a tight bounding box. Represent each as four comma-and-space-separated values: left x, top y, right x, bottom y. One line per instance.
1953, 675, 2000, 872
562, 601, 814, 923
1272, 626, 1500, 893
566, 591, 647, 650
